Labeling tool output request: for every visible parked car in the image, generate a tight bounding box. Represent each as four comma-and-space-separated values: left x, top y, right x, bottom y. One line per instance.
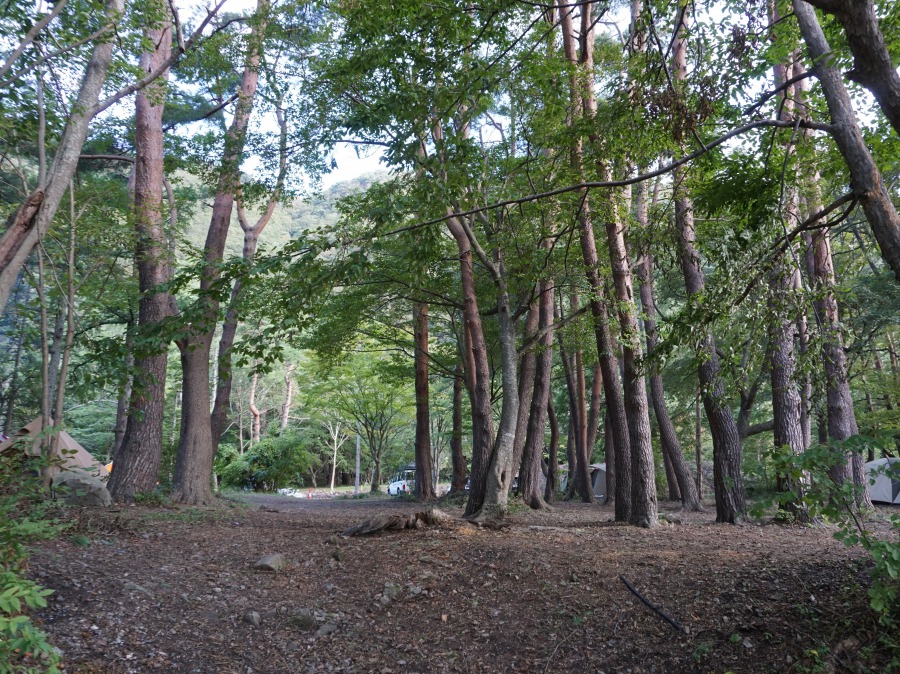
387, 465, 416, 495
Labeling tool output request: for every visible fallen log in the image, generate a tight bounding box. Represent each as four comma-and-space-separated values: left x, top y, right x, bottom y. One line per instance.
340, 508, 450, 537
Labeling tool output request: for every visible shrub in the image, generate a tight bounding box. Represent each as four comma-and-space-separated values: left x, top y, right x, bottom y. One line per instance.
0, 449, 64, 673
762, 434, 900, 631
219, 432, 314, 491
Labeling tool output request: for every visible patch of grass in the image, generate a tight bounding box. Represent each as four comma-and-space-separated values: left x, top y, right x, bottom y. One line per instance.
436, 490, 467, 506
289, 614, 317, 630
691, 642, 713, 661
72, 533, 91, 547
797, 644, 830, 673
133, 490, 169, 507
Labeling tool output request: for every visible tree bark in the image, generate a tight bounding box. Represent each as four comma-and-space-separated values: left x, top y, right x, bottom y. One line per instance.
3, 285, 28, 433
47, 185, 78, 469
637, 250, 702, 510
280, 363, 294, 432
795, 67, 871, 505
585, 365, 602, 459
108, 18, 173, 502
0, 0, 125, 314
447, 219, 494, 516
449, 364, 467, 492
603, 410, 616, 505
248, 369, 261, 445
210, 101, 287, 448
558, 0, 630, 520
520, 280, 553, 510
598, 173, 658, 526
557, 326, 594, 503
511, 299, 539, 488
172, 0, 267, 504
769, 256, 810, 518
544, 398, 560, 503
413, 303, 435, 501
767, 35, 809, 520
793, 0, 900, 282
470, 268, 519, 521
110, 350, 133, 461
172, 346, 216, 504
803, 0, 900, 137
673, 17, 745, 523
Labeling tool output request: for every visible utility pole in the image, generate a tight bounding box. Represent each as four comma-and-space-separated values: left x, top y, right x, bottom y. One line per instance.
354, 432, 360, 495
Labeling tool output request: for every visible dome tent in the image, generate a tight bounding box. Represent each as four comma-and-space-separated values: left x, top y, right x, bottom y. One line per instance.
864, 457, 900, 504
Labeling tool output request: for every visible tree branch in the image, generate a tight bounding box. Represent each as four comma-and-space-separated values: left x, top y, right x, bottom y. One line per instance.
0, 0, 69, 83
381, 119, 834, 238
94, 0, 229, 115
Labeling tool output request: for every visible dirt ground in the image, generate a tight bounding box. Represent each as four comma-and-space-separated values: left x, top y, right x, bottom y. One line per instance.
29, 494, 897, 673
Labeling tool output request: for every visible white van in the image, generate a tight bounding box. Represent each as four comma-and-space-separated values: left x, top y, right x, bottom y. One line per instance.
387, 465, 416, 495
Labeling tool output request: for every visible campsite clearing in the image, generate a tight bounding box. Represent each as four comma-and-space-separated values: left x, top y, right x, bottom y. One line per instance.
30, 495, 896, 673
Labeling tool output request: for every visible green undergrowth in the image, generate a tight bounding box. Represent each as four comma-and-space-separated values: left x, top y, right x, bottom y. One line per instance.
756, 434, 900, 666
0, 450, 65, 673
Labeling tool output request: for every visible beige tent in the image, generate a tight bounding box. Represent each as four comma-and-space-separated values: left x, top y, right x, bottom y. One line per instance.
0, 418, 108, 478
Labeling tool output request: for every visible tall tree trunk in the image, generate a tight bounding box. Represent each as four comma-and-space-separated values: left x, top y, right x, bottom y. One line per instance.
769, 256, 810, 519
450, 364, 467, 492
793, 0, 900, 282
544, 398, 560, 503
557, 327, 594, 503
370, 456, 381, 493
661, 447, 680, 502
564, 409, 576, 499
447, 219, 494, 517
634, 178, 701, 510
172, 0, 267, 504
0, 0, 125, 314
110, 348, 133, 461
46, 299, 65, 406
795, 66, 871, 506
172, 346, 215, 503
637, 251, 701, 510
4, 297, 27, 433
471, 269, 519, 521
768, 33, 809, 520
210, 101, 287, 448
673, 16, 744, 523
598, 175, 658, 526
520, 280, 553, 510
585, 365, 602, 459
413, 303, 435, 501
248, 369, 261, 445
558, 0, 630, 519
794, 266, 813, 449
108, 18, 173, 502
603, 410, 616, 504
511, 298, 539, 488
280, 363, 294, 432
48, 185, 78, 466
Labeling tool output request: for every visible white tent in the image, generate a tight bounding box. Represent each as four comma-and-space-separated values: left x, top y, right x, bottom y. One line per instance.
0, 418, 108, 478
865, 458, 900, 504
590, 463, 606, 498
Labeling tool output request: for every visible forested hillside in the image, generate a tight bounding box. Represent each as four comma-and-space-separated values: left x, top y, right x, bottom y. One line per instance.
1, 0, 899, 670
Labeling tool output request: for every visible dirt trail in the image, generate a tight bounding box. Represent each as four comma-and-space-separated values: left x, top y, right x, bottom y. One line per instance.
30, 495, 891, 673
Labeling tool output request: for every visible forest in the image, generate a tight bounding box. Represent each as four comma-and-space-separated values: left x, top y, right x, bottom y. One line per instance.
1, 0, 899, 671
